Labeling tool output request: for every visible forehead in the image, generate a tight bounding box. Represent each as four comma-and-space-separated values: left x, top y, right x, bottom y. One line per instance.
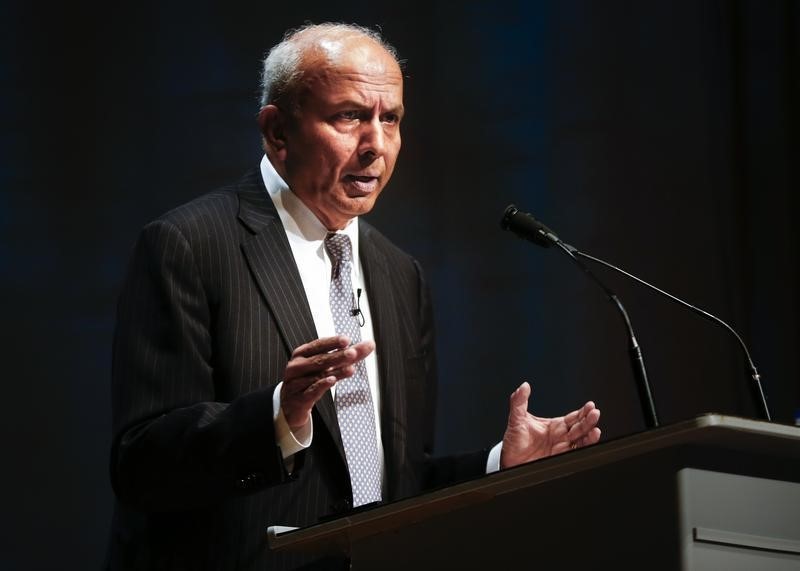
299, 37, 403, 103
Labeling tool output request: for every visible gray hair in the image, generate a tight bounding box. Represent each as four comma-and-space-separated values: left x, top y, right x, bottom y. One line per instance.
259, 23, 400, 108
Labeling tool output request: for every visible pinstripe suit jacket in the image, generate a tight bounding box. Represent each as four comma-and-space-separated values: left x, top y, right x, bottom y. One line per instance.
108, 170, 488, 570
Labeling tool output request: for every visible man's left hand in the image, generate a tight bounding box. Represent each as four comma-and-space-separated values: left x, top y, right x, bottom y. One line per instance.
500, 381, 601, 469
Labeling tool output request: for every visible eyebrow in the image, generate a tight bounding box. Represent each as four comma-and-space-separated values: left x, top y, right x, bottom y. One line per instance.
331, 99, 405, 116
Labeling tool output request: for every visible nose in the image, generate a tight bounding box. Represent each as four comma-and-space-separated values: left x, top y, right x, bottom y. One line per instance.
358, 117, 386, 162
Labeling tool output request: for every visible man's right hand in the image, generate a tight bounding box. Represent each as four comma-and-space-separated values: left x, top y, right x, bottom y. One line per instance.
280, 335, 374, 430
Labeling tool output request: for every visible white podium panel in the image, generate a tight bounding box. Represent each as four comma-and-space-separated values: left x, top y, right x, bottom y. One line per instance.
679, 468, 800, 570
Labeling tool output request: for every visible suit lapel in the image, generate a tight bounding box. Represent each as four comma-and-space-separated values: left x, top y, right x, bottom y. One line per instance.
236, 171, 344, 461
360, 223, 407, 499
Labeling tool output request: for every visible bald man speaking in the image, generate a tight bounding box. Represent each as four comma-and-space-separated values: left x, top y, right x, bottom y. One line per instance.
108, 23, 600, 571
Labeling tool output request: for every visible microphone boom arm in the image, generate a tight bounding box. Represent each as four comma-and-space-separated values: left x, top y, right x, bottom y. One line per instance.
555, 241, 660, 428
572, 248, 770, 422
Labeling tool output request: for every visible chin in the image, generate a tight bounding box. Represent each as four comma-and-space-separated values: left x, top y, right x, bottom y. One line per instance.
337, 195, 380, 217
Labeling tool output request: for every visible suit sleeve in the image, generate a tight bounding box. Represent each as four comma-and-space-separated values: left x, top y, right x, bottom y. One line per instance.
110, 219, 295, 512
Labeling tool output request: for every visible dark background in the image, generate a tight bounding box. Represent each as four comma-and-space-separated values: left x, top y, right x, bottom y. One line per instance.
3, 1, 798, 569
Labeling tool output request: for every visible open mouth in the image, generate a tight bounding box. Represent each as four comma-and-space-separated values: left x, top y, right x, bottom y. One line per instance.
343, 174, 380, 194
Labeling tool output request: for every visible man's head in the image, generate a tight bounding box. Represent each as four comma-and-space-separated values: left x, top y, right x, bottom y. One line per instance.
258, 23, 404, 231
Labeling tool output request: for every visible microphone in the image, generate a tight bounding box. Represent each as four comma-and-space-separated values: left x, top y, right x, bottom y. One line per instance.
351, 288, 365, 327
500, 205, 559, 247
500, 204, 771, 423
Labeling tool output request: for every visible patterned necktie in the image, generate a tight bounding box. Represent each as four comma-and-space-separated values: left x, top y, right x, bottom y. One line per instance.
324, 233, 382, 507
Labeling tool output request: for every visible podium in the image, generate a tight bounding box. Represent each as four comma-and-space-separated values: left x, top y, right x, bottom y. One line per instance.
268, 415, 800, 570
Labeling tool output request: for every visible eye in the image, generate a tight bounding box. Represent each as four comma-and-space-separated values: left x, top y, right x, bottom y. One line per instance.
336, 110, 361, 121
382, 113, 400, 125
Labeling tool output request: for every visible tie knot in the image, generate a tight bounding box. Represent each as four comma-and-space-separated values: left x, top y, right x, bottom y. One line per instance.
325, 233, 353, 265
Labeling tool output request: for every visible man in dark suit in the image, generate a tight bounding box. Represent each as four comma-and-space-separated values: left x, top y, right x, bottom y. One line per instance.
108, 23, 601, 570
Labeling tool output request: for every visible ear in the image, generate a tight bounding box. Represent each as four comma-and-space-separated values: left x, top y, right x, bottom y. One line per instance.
257, 104, 289, 161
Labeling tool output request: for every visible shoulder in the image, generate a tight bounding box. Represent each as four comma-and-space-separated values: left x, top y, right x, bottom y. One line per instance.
160, 188, 239, 228
360, 219, 420, 273
141, 170, 266, 246
155, 176, 249, 234
359, 219, 430, 303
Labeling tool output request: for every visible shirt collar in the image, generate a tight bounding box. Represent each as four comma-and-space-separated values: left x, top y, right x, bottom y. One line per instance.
260, 154, 360, 263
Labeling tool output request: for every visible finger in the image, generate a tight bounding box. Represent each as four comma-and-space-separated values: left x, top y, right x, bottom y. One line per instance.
567, 408, 601, 441
349, 339, 375, 361
286, 343, 367, 379
292, 336, 350, 358
302, 375, 338, 398
283, 362, 353, 396
572, 427, 602, 448
282, 371, 342, 409
585, 427, 601, 445
283, 359, 361, 399
562, 400, 596, 428
569, 407, 599, 435
282, 375, 339, 429
508, 382, 531, 423
583, 407, 601, 430
283, 372, 325, 398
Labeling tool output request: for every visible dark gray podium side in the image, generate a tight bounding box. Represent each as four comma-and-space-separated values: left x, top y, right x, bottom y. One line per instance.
268, 415, 800, 570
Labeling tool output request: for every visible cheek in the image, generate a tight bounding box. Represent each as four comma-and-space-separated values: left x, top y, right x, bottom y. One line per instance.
333, 136, 360, 165
385, 137, 402, 170
308, 144, 352, 186
389, 130, 401, 156
291, 128, 351, 170
317, 129, 355, 156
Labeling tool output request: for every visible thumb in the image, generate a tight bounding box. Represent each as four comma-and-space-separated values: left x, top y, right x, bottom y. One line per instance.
508, 381, 531, 424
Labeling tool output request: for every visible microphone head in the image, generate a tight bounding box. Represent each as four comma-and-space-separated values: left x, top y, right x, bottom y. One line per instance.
500, 204, 557, 248
500, 205, 519, 230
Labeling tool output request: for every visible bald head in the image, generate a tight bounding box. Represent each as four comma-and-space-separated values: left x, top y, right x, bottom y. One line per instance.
260, 23, 401, 110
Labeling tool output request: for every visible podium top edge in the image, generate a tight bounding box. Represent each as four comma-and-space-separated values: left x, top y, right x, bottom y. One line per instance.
688, 413, 800, 438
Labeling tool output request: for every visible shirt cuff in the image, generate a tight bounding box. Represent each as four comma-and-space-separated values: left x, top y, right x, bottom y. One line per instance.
486, 441, 503, 473
273, 382, 313, 460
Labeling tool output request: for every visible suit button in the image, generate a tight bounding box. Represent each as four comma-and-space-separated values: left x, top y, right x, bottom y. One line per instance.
332, 498, 352, 513
236, 473, 261, 490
